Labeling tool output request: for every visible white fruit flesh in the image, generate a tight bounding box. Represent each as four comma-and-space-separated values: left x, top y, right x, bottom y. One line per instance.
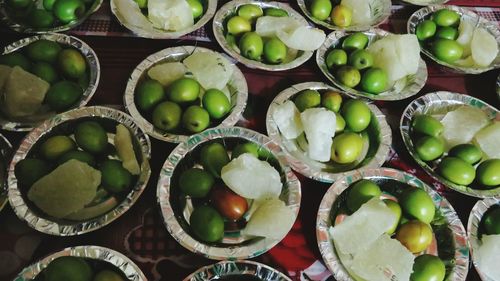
477, 234, 500, 281
341, 0, 371, 26
474, 121, 500, 159
255, 16, 301, 38
300, 108, 336, 162
277, 26, 326, 51
115, 124, 141, 175
471, 28, 498, 67
183, 52, 234, 90
147, 62, 187, 87
440, 106, 490, 149
273, 100, 303, 140
242, 197, 295, 240
113, 0, 155, 32
148, 0, 194, 31
456, 18, 474, 57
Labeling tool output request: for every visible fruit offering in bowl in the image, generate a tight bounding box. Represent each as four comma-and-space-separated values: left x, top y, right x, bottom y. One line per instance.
408, 6, 500, 74
183, 260, 292, 281
125, 46, 247, 143
468, 198, 500, 281
317, 168, 469, 281
110, 0, 216, 38
8, 106, 151, 236
15, 245, 146, 280
0, 0, 102, 32
317, 29, 427, 100
401, 91, 500, 198
0, 34, 99, 131
266, 82, 391, 183
213, 0, 325, 71
157, 127, 300, 260
298, 0, 390, 31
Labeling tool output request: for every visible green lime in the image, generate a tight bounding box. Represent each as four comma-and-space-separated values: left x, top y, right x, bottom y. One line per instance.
435, 26, 458, 40
321, 91, 342, 112
0, 52, 31, 71
77, 71, 90, 90
43, 0, 56, 10
326, 49, 348, 70
437, 156, 476, 186
39, 135, 76, 161
294, 89, 321, 112
341, 32, 369, 52
45, 81, 83, 111
263, 37, 287, 64
335, 65, 361, 88
57, 48, 87, 79
414, 135, 444, 162
341, 99, 371, 133
25, 39, 62, 63
200, 142, 230, 178
32, 62, 59, 84
57, 150, 96, 166
346, 179, 381, 212
483, 207, 500, 235
135, 79, 165, 112
168, 77, 200, 103
383, 199, 401, 235
182, 105, 210, 133
238, 4, 263, 23
179, 168, 214, 198
152, 101, 182, 131
239, 32, 264, 61
360, 67, 387, 94
432, 9, 460, 27
45, 256, 92, 281
431, 38, 463, 64
263, 7, 288, 17
100, 159, 132, 193
448, 143, 482, 165
411, 114, 443, 138
476, 159, 500, 187
7, 0, 32, 9
232, 142, 259, 159
399, 188, 435, 224
189, 205, 224, 243
202, 88, 231, 119
29, 9, 55, 28
52, 0, 86, 24
14, 158, 51, 187
416, 20, 437, 41
75, 121, 108, 155
186, 0, 203, 19
410, 254, 445, 281
93, 270, 124, 281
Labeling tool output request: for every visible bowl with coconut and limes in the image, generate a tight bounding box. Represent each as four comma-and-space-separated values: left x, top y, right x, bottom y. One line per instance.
183, 260, 292, 281
157, 126, 301, 260
8, 106, 151, 236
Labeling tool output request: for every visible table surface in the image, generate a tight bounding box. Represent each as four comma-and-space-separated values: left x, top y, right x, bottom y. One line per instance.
0, 0, 499, 280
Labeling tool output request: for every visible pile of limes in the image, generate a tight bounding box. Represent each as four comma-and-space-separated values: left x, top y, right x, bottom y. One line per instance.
325, 32, 388, 94
34, 256, 126, 281
0, 39, 88, 113
411, 114, 500, 189
135, 76, 231, 134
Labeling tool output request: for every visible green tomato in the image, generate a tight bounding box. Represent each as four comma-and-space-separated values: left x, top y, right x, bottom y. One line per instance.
396, 220, 433, 253
437, 156, 476, 186
360, 67, 387, 94
410, 254, 446, 281
414, 135, 444, 162
416, 20, 437, 41
432, 38, 463, 63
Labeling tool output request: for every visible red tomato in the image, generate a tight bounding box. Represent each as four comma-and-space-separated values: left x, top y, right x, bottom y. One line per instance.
210, 185, 248, 221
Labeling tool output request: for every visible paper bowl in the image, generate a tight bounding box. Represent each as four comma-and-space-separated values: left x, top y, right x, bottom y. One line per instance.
183, 260, 292, 281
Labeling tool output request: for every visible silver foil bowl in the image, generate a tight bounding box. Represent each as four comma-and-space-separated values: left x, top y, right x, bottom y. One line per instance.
213, 0, 314, 71
468, 198, 500, 281
316, 168, 469, 281
110, 0, 216, 39
15, 245, 147, 280
0, 0, 102, 33
401, 0, 450, 5
297, 0, 391, 31
266, 82, 392, 183
184, 260, 292, 281
408, 5, 500, 74
7, 106, 151, 236
316, 28, 428, 101
124, 45, 248, 143
0, 133, 12, 212
157, 126, 301, 260
400, 91, 499, 198
0, 33, 100, 132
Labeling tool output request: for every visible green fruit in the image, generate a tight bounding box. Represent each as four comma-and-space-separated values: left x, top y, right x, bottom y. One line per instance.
202, 89, 231, 119
310, 0, 332, 21
168, 77, 200, 103
226, 15, 251, 35
483, 207, 500, 235
326, 49, 348, 70
237, 4, 263, 23
264, 7, 288, 17
45, 81, 83, 111
396, 220, 433, 253
179, 168, 214, 198
331, 132, 364, 164
263, 38, 287, 64
32, 62, 59, 84
201, 142, 230, 178
437, 156, 476, 186
360, 67, 387, 94
336, 65, 361, 88
232, 142, 259, 159
29, 9, 55, 28
399, 188, 435, 224
75, 121, 108, 155
57, 150, 96, 166
45, 256, 92, 281
411, 114, 443, 138
435, 26, 458, 40
335, 112, 345, 132
416, 20, 437, 41
348, 49, 373, 70
190, 205, 224, 243
432, 9, 460, 27
321, 91, 342, 112
331, 4, 352, 27
7, 0, 32, 9
294, 89, 321, 112
26, 40, 62, 63
476, 159, 500, 187
448, 143, 482, 165
58, 48, 87, 79
43, 0, 56, 10
239, 32, 264, 61
100, 159, 132, 193
182, 105, 210, 133
346, 179, 381, 212
40, 135, 76, 161
415, 135, 444, 162
411, 254, 446, 281
52, 0, 86, 23
383, 199, 401, 235
432, 39, 463, 63
15, 158, 51, 187
341, 32, 369, 52
93, 270, 124, 281
225, 33, 238, 51
132, 0, 146, 8
135, 79, 165, 112
341, 99, 371, 132
0, 52, 31, 71
152, 101, 182, 131
186, 0, 203, 19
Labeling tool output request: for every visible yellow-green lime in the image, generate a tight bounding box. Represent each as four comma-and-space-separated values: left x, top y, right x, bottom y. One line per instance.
347, 179, 381, 212
189, 205, 224, 243
135, 79, 165, 112
32, 62, 59, 84
45, 256, 92, 281
39, 135, 76, 161
294, 89, 321, 112
232, 141, 259, 159
100, 159, 132, 194
179, 168, 214, 198
75, 121, 108, 155
202, 88, 230, 119
186, 0, 203, 19
58, 48, 87, 79
26, 39, 62, 63
45, 81, 83, 111
200, 142, 230, 178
